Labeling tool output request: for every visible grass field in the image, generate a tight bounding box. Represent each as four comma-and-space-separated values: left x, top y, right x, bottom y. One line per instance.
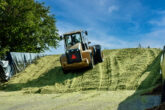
0, 48, 162, 110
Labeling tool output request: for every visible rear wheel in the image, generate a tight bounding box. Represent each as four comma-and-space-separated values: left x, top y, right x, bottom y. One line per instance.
97, 49, 103, 62
89, 54, 94, 69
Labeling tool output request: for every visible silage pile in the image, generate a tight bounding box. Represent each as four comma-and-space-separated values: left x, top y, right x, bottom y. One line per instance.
0, 48, 162, 94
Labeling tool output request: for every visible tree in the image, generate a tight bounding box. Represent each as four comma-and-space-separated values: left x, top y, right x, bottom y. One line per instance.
0, 0, 59, 57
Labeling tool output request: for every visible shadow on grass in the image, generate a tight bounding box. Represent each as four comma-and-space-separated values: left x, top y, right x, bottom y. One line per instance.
117, 51, 162, 110
0, 66, 88, 92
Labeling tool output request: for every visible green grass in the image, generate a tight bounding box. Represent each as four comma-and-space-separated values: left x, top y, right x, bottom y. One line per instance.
0, 48, 162, 94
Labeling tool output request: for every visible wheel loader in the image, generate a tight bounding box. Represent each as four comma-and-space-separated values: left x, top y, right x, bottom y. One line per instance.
60, 30, 103, 73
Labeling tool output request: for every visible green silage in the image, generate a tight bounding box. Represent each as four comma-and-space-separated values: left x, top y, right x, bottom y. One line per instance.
0, 48, 162, 93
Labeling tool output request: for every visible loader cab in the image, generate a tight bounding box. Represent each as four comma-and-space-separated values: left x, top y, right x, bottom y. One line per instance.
63, 31, 89, 51
64, 32, 81, 48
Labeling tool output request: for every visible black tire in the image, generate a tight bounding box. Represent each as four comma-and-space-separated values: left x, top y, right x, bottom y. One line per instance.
161, 80, 165, 102
92, 47, 97, 64
89, 54, 94, 69
97, 49, 103, 62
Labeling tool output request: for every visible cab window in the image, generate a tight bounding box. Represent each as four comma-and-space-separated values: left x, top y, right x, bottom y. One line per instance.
64, 33, 81, 47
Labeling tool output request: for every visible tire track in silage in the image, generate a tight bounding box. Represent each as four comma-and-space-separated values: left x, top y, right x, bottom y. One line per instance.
98, 63, 103, 90
105, 57, 112, 90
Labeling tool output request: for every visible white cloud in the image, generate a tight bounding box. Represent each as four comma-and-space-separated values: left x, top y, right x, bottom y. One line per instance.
99, 0, 106, 6
91, 28, 165, 49
139, 29, 165, 48
149, 10, 165, 26
144, 29, 165, 38
108, 5, 119, 13
91, 36, 137, 49
150, 16, 165, 26
56, 21, 83, 35
87, 30, 137, 49
156, 10, 165, 15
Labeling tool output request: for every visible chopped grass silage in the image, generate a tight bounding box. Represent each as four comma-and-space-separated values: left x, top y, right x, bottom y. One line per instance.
0, 48, 162, 94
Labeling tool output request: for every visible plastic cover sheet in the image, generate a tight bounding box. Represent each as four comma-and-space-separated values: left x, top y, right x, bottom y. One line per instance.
0, 52, 45, 81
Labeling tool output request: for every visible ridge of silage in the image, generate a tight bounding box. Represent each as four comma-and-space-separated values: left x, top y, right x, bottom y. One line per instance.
0, 48, 162, 94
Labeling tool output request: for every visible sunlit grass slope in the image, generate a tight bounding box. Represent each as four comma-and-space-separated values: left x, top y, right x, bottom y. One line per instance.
0, 48, 162, 93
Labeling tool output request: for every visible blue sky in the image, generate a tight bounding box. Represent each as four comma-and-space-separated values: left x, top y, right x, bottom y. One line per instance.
41, 0, 165, 54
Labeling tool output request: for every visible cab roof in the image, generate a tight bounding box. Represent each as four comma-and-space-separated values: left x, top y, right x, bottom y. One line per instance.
63, 30, 83, 36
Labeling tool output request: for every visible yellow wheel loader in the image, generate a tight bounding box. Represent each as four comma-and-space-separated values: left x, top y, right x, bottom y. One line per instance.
60, 30, 103, 73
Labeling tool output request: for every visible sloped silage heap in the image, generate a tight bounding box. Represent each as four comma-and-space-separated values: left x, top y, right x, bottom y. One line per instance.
0, 48, 162, 94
